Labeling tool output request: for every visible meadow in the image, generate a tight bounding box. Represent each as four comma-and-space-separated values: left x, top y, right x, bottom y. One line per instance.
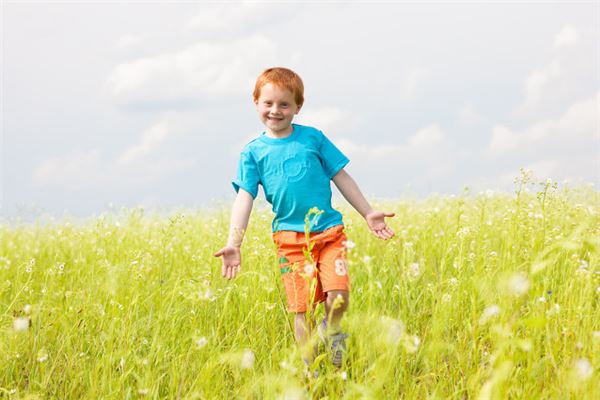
1, 174, 599, 399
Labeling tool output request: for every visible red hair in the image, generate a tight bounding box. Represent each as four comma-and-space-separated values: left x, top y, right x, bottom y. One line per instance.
253, 67, 304, 107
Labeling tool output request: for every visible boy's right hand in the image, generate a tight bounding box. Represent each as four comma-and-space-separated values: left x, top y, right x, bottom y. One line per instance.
213, 245, 242, 280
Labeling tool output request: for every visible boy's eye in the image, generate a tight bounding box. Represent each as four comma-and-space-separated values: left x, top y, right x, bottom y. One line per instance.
281, 103, 288, 108
264, 102, 272, 106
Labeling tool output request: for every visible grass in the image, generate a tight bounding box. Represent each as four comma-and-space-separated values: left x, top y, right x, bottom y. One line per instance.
1, 176, 599, 399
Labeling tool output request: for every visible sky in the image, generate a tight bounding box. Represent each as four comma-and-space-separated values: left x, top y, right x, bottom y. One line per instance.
1, 1, 599, 221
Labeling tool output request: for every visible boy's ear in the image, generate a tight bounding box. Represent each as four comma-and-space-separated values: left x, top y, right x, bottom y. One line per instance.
295, 105, 302, 115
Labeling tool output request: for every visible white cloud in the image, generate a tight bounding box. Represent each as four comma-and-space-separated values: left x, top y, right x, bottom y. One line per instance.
33, 118, 196, 190
336, 124, 446, 160
296, 107, 361, 135
117, 120, 171, 165
458, 104, 484, 125
33, 149, 103, 188
116, 33, 148, 49
488, 93, 599, 156
106, 34, 278, 106
554, 24, 579, 49
400, 66, 426, 101
521, 57, 561, 111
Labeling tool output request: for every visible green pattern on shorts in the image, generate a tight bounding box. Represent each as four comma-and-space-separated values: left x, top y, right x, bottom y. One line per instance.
278, 256, 289, 265
280, 266, 292, 274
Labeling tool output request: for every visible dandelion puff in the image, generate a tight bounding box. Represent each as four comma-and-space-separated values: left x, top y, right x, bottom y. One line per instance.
380, 317, 404, 344
342, 240, 356, 249
507, 273, 530, 297
23, 304, 32, 315
37, 349, 48, 363
409, 263, 420, 277
403, 335, 420, 353
241, 349, 255, 369
479, 305, 501, 325
340, 371, 348, 380
574, 358, 593, 381
303, 263, 315, 276
195, 337, 208, 348
13, 317, 30, 332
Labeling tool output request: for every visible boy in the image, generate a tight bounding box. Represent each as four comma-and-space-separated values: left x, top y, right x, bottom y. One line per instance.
214, 67, 395, 369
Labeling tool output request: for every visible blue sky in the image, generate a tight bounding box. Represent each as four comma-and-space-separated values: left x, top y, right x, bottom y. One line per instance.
2, 1, 598, 221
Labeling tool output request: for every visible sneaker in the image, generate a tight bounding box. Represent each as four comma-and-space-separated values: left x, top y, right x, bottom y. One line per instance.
317, 319, 348, 367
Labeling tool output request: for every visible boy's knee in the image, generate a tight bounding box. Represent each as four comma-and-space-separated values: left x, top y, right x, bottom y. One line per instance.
327, 290, 349, 310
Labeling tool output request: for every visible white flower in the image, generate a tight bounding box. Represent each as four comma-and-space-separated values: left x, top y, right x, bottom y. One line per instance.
196, 337, 208, 348
340, 371, 348, 380
241, 349, 255, 369
449, 278, 459, 286
442, 293, 452, 303
574, 358, 593, 380
334, 259, 347, 276
37, 350, 48, 363
479, 305, 501, 325
303, 263, 315, 276
13, 317, 30, 332
409, 263, 420, 277
23, 304, 32, 315
507, 273, 530, 297
138, 388, 149, 395
404, 335, 420, 353
363, 256, 372, 264
342, 240, 356, 249
537, 296, 546, 303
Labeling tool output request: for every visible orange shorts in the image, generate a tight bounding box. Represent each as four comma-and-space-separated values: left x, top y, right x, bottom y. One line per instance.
272, 224, 350, 313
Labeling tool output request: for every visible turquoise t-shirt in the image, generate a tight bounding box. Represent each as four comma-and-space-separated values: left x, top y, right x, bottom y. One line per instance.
232, 124, 349, 233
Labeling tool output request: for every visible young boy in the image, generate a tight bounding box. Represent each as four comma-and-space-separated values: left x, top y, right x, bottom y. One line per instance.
214, 67, 395, 368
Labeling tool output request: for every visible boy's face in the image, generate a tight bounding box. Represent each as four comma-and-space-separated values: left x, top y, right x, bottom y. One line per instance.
255, 83, 301, 137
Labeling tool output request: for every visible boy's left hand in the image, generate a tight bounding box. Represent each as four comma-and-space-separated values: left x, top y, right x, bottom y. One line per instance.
365, 211, 395, 240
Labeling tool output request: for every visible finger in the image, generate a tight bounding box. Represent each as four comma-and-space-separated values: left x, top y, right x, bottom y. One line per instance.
214, 249, 224, 257
384, 212, 396, 218
227, 265, 233, 280
386, 227, 395, 237
222, 263, 227, 278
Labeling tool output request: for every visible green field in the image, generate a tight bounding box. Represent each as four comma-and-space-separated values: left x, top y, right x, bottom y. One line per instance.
1, 176, 599, 399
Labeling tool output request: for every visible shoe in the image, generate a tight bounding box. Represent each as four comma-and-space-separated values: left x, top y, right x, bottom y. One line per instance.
318, 319, 348, 367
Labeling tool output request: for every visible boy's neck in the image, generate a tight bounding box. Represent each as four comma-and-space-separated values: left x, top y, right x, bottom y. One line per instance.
265, 125, 294, 139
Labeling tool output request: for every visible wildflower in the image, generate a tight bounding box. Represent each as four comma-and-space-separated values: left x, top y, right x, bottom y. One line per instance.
537, 296, 546, 303
574, 358, 593, 380
404, 242, 414, 248
449, 278, 459, 286
479, 305, 501, 325
404, 335, 420, 353
507, 273, 530, 297
592, 331, 600, 340
138, 388, 149, 395
303, 263, 315, 276
409, 263, 420, 277
37, 350, 48, 363
442, 293, 452, 303
241, 349, 255, 369
575, 341, 583, 350
340, 371, 348, 380
380, 316, 404, 344
342, 240, 356, 249
13, 317, 30, 332
546, 303, 560, 316
23, 304, 32, 315
196, 337, 208, 348
363, 255, 372, 264
375, 281, 382, 289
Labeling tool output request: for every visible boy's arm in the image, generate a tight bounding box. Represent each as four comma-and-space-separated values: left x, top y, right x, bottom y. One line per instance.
213, 188, 254, 279
332, 168, 395, 240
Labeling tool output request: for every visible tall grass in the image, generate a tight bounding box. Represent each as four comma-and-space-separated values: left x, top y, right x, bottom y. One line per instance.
1, 176, 598, 399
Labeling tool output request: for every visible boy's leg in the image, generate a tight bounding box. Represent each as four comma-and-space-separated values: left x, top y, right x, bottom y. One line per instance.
294, 312, 318, 363
324, 290, 349, 334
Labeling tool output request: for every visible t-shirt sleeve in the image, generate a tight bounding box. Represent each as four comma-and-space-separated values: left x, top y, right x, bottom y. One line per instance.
232, 149, 261, 198
318, 131, 350, 179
